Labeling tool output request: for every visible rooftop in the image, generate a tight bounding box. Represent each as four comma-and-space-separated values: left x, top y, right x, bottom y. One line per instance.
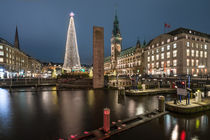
168, 27, 210, 39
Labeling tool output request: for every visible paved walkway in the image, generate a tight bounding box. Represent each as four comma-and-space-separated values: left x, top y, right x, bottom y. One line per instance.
166, 98, 210, 114
125, 88, 176, 96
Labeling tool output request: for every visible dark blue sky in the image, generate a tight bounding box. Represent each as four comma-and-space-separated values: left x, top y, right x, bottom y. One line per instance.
0, 0, 210, 64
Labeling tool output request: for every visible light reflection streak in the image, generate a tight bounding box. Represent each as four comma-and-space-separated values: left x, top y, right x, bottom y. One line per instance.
136, 103, 144, 115
0, 88, 11, 128
88, 90, 94, 107
171, 124, 178, 140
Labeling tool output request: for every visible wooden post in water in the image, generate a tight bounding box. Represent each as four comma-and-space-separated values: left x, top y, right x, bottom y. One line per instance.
158, 96, 165, 112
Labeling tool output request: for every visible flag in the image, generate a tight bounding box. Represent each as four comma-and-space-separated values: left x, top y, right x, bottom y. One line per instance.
164, 23, 171, 28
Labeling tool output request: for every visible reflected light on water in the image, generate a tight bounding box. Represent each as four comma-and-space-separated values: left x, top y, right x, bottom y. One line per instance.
128, 100, 135, 116
136, 104, 144, 115
171, 124, 178, 140
196, 119, 200, 129
0, 88, 11, 128
88, 90, 94, 107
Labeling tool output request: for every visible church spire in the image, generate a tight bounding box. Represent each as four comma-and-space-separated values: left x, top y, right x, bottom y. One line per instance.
14, 26, 20, 50
136, 39, 141, 48
112, 11, 120, 37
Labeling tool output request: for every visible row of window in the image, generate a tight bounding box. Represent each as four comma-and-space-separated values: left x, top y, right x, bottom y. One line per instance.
186, 59, 204, 67
148, 37, 178, 49
186, 34, 206, 42
186, 42, 208, 49
186, 49, 207, 58
148, 60, 177, 69
148, 43, 177, 55
118, 61, 141, 69
148, 50, 177, 62
0, 51, 26, 62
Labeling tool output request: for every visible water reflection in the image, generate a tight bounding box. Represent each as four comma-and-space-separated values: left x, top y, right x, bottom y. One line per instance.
163, 113, 209, 140
0, 87, 210, 140
0, 88, 11, 129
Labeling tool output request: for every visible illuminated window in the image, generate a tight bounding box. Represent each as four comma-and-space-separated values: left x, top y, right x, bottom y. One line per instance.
148, 51, 150, 55
152, 45, 154, 48
148, 64, 150, 69
187, 69, 189, 74
156, 54, 159, 60
173, 43, 177, 49
187, 42, 190, 47
196, 60, 199, 66
200, 51, 203, 57
192, 43, 194, 48
161, 53, 164, 59
187, 59, 190, 66
167, 61, 170, 67
191, 50, 194, 57
173, 50, 177, 57
201, 44, 203, 49
156, 62, 159, 68
152, 50, 154, 54
161, 47, 164, 52
196, 50, 199, 57
152, 63, 154, 68
191, 59, 194, 66
186, 35, 188, 39
161, 61, 164, 68
196, 43, 198, 48
6, 53, 8, 57
161, 41, 164, 45
186, 49, 190, 56
167, 39, 170, 43
173, 60, 177, 66
151, 56, 154, 61
156, 49, 159, 53
167, 45, 170, 50
6, 47, 8, 51
204, 44, 207, 50
204, 52, 207, 58
0, 58, 3, 62
156, 43, 159, 46
147, 57, 150, 62
174, 36, 177, 40
0, 45, 3, 49
167, 52, 170, 58
0, 51, 4, 56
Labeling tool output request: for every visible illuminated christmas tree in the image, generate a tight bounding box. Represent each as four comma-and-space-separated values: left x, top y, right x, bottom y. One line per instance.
63, 12, 81, 71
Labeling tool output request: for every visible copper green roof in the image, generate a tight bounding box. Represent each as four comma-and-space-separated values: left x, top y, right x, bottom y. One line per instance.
119, 46, 136, 57
104, 56, 111, 63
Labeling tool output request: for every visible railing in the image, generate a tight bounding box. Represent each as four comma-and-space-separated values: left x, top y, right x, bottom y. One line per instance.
0, 78, 57, 87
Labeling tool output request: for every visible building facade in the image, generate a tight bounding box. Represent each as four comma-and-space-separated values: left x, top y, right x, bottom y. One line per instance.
0, 27, 41, 78
145, 28, 210, 76
104, 16, 210, 77
104, 14, 145, 76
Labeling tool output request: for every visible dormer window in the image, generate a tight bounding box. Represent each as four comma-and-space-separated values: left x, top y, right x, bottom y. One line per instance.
167, 39, 170, 43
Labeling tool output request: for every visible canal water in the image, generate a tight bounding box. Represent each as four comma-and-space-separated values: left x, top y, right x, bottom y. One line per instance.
0, 87, 209, 140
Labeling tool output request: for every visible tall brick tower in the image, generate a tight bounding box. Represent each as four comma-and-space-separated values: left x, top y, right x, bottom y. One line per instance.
110, 13, 122, 71
93, 26, 104, 88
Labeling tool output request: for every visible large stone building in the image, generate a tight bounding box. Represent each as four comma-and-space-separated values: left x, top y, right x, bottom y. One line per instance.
145, 28, 210, 76
104, 14, 145, 76
104, 14, 210, 77
0, 27, 41, 78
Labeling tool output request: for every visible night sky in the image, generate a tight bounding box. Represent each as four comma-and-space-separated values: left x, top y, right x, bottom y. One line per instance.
0, 0, 210, 65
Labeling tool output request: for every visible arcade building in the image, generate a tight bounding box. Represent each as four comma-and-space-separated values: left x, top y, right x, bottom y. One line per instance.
0, 27, 41, 79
